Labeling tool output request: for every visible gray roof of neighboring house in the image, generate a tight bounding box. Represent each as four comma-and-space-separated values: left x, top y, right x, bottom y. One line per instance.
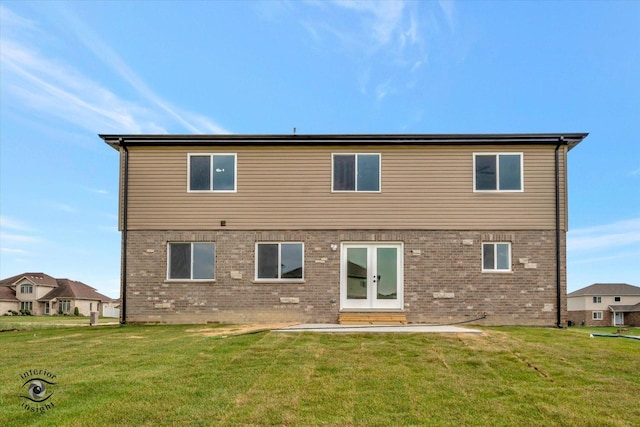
609, 303, 640, 313
567, 283, 640, 297
0, 272, 58, 288
0, 285, 18, 301
38, 279, 113, 303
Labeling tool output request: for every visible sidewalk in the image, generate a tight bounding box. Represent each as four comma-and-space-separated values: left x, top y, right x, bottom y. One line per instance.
274, 323, 482, 334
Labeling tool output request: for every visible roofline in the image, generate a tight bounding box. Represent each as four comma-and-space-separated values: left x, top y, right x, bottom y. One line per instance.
100, 133, 588, 151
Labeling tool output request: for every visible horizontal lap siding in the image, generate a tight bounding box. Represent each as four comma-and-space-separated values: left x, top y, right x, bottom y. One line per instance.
125, 145, 564, 230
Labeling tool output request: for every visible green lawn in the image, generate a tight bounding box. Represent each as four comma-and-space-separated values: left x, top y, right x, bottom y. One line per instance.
0, 322, 638, 426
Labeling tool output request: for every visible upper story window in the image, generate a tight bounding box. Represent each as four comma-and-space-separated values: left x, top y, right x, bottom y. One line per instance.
593, 296, 602, 304
332, 154, 380, 192
188, 154, 236, 192
256, 243, 304, 281
20, 283, 33, 294
614, 296, 621, 302
482, 242, 511, 272
168, 242, 216, 280
474, 153, 523, 192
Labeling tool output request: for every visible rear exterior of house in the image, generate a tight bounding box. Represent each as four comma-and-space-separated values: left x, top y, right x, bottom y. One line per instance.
101, 133, 587, 326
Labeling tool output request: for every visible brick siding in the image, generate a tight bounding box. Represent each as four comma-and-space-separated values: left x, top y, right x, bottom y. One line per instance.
122, 229, 566, 326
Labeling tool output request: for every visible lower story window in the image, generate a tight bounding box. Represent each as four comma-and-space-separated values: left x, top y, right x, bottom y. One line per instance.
168, 242, 216, 280
482, 242, 511, 272
20, 301, 33, 312
592, 311, 603, 320
59, 300, 71, 314
256, 243, 304, 280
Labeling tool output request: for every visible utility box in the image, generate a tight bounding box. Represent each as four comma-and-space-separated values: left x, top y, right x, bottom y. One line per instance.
90, 312, 98, 326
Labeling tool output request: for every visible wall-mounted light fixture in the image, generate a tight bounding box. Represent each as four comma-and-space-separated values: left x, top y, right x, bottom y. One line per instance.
330, 244, 338, 251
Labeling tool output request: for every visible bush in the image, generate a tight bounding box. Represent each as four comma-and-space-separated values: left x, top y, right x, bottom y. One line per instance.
9, 310, 18, 316
74, 307, 80, 316
19, 309, 32, 316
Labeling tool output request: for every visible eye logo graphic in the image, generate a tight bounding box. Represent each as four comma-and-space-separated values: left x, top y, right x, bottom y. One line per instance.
19, 369, 57, 414
22, 378, 55, 402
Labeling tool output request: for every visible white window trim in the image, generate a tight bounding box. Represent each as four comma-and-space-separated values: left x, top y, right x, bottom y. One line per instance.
592, 311, 603, 320
473, 152, 524, 193
481, 242, 512, 273
331, 153, 382, 193
254, 242, 305, 282
187, 153, 237, 193
166, 242, 216, 281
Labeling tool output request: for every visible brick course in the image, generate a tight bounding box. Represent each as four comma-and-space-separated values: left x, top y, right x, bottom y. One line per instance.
122, 229, 566, 326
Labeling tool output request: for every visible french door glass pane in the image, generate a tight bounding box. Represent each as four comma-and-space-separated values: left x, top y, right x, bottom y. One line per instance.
475, 155, 496, 190
190, 156, 211, 190
257, 244, 279, 279
281, 243, 303, 279
170, 243, 191, 279
192, 243, 215, 279
357, 154, 380, 191
347, 248, 368, 299
333, 155, 356, 191
376, 248, 397, 300
213, 155, 235, 191
499, 155, 521, 190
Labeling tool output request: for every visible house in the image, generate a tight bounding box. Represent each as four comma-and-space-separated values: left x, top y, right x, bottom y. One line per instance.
100, 133, 588, 326
0, 273, 116, 317
567, 283, 640, 326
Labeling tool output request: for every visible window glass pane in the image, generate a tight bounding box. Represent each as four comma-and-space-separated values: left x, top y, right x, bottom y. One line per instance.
281, 243, 303, 279
357, 154, 380, 191
333, 155, 355, 191
213, 155, 235, 191
192, 243, 215, 279
257, 244, 279, 279
190, 156, 211, 190
499, 155, 521, 190
496, 243, 510, 270
475, 155, 496, 190
482, 244, 495, 270
169, 243, 191, 279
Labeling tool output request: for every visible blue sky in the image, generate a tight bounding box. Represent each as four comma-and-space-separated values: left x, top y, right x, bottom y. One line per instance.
1, 1, 638, 298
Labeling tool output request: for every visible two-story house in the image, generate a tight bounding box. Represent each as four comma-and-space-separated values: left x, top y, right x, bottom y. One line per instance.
567, 283, 640, 326
101, 133, 587, 326
0, 272, 117, 316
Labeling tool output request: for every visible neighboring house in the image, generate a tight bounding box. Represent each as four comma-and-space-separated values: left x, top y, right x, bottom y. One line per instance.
0, 273, 116, 317
101, 133, 587, 326
567, 283, 640, 327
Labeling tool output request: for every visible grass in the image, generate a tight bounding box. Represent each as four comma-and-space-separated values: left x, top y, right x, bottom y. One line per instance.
0, 322, 638, 426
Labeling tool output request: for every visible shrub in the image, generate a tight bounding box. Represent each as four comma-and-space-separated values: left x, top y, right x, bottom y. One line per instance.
19, 309, 32, 316
74, 307, 80, 316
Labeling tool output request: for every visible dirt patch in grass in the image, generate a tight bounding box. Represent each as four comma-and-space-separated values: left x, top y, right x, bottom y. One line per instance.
186, 323, 298, 337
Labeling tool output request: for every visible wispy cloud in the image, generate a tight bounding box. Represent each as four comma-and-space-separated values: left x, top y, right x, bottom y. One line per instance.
298, 1, 453, 103
0, 232, 41, 244
0, 5, 229, 135
0, 216, 36, 232
568, 217, 640, 252
630, 167, 640, 176
1, 247, 28, 255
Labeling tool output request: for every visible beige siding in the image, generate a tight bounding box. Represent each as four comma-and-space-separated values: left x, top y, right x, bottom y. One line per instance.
124, 145, 567, 231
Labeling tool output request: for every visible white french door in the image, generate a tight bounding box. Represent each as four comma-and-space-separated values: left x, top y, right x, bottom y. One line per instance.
340, 243, 403, 310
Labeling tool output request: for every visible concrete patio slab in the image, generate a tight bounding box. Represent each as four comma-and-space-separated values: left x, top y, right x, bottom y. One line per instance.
273, 323, 483, 334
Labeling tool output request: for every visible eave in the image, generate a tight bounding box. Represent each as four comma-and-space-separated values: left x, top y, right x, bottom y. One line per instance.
100, 133, 588, 151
